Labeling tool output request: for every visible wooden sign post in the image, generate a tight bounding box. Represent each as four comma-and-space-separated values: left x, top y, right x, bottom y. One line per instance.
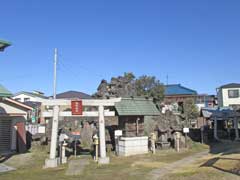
183, 128, 189, 148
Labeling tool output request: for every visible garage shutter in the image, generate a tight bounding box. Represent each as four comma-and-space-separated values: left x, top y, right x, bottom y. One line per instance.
0, 119, 12, 153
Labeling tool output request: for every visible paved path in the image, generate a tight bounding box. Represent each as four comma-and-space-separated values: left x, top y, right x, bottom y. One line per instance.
0, 164, 16, 173
149, 150, 209, 180
65, 158, 90, 176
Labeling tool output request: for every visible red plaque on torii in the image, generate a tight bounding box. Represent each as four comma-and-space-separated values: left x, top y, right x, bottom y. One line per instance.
71, 100, 83, 115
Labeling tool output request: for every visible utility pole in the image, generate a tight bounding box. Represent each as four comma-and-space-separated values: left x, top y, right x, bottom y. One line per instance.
44, 48, 60, 168
53, 48, 57, 99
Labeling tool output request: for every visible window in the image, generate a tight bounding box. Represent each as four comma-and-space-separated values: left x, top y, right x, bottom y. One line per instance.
230, 104, 240, 110
15, 98, 21, 102
24, 98, 30, 102
228, 89, 239, 98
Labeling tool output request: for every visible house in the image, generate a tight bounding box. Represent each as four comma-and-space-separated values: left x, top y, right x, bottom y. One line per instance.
13, 91, 48, 124
0, 39, 11, 51
217, 83, 240, 109
0, 85, 33, 154
164, 84, 198, 113
164, 84, 216, 110
13, 91, 48, 103
164, 84, 197, 105
195, 94, 217, 110
23, 101, 42, 123
55, 90, 92, 99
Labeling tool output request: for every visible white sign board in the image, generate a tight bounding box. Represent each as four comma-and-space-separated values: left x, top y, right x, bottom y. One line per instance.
38, 126, 46, 134
183, 128, 189, 133
115, 130, 122, 137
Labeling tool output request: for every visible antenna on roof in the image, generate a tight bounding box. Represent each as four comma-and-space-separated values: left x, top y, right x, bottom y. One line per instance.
166, 74, 169, 85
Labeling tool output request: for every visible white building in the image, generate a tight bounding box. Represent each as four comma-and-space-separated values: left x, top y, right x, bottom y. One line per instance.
217, 83, 240, 108
13, 91, 48, 103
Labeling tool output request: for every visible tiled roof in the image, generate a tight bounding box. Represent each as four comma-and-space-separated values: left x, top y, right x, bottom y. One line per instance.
115, 98, 160, 116
201, 107, 240, 119
164, 84, 197, 96
0, 84, 12, 97
0, 40, 11, 51
219, 83, 240, 89
56, 91, 92, 99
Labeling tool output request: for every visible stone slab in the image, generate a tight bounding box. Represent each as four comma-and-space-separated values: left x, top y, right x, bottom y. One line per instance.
98, 157, 110, 164
43, 158, 59, 168
65, 159, 90, 176
0, 164, 16, 173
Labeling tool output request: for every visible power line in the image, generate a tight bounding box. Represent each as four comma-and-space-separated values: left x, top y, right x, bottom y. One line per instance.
57, 61, 85, 82
57, 53, 106, 79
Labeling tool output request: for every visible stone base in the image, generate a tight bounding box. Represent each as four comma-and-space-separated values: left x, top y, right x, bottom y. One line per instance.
98, 157, 110, 164
61, 157, 67, 164
117, 136, 149, 156
43, 158, 60, 168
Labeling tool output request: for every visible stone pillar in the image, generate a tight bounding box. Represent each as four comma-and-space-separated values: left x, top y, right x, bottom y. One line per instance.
234, 117, 239, 141
214, 117, 219, 141
175, 132, 180, 152
44, 105, 60, 168
98, 105, 109, 164
61, 141, 67, 164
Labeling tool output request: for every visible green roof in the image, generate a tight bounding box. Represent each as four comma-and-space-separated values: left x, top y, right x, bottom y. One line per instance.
0, 85, 12, 97
115, 98, 160, 116
0, 40, 11, 51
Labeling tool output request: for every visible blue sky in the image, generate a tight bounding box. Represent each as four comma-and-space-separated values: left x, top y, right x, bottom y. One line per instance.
1, 0, 240, 96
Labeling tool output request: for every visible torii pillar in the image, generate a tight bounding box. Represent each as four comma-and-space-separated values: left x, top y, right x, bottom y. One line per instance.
98, 105, 109, 164
44, 105, 60, 168
214, 117, 219, 141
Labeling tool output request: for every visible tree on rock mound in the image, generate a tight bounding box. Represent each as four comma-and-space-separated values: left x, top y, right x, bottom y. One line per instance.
135, 75, 164, 102
94, 72, 164, 103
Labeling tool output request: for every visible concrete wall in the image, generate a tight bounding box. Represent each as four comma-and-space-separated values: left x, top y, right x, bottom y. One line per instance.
117, 136, 148, 156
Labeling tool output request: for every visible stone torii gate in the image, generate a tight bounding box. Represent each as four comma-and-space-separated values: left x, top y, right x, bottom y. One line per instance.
43, 98, 121, 168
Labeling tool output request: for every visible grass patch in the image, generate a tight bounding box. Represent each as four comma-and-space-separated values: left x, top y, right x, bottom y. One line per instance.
163, 142, 240, 180
166, 168, 224, 180
0, 142, 208, 180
